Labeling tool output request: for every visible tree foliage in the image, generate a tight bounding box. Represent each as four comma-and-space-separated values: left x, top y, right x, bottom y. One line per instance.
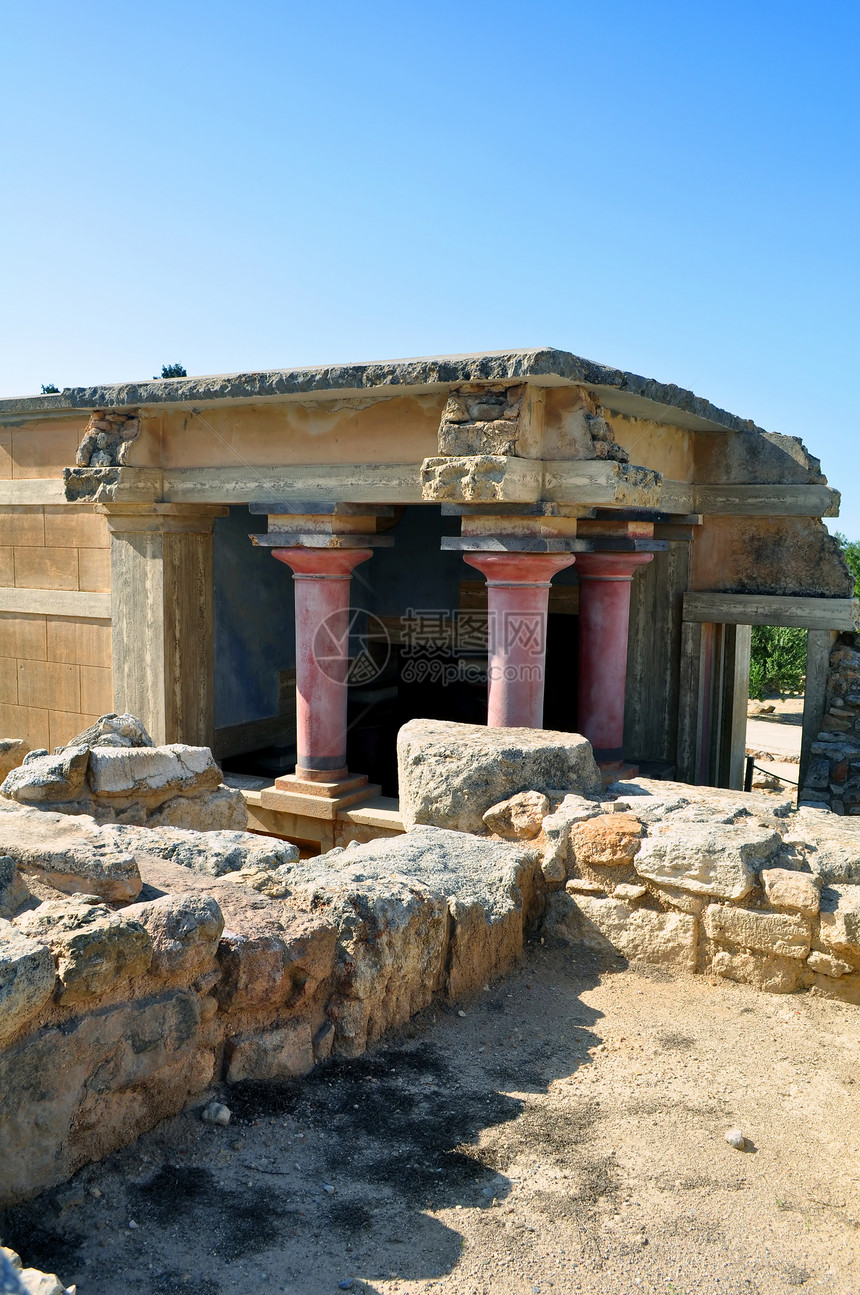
154, 363, 187, 379
40, 383, 59, 394
748, 625, 807, 700
833, 531, 860, 597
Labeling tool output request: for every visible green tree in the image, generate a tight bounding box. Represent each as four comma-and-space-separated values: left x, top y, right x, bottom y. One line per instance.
833, 531, 860, 597
40, 383, 59, 394
749, 625, 807, 700
154, 363, 187, 379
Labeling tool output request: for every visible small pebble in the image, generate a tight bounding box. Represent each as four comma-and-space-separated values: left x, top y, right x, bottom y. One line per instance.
458, 1010, 466, 1018
338, 1283, 354, 1291
88, 1187, 102, 1199
322, 1183, 335, 1194
128, 1220, 138, 1230
724, 1127, 746, 1149
201, 1101, 231, 1127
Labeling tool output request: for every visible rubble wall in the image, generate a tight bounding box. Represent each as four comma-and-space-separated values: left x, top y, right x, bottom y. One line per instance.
800, 632, 860, 813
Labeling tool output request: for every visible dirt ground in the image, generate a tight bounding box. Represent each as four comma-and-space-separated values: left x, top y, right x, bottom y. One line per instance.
4, 941, 860, 1295
746, 696, 804, 789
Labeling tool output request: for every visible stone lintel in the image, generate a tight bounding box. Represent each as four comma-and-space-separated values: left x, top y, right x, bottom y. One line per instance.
441, 536, 586, 554
248, 501, 397, 516
96, 502, 229, 535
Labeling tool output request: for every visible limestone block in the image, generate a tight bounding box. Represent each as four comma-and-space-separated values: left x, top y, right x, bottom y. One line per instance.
397, 719, 601, 834
141, 785, 248, 831
0, 803, 141, 902
806, 949, 854, 978
1, 746, 89, 804
711, 948, 802, 994
546, 892, 697, 973
759, 867, 820, 916
63, 712, 155, 750
105, 824, 297, 878
540, 794, 602, 881
570, 814, 644, 869
215, 910, 337, 1023
87, 744, 222, 799
420, 454, 524, 503
483, 791, 549, 841
0, 738, 29, 780
0, 990, 213, 1207
0, 854, 30, 919
123, 893, 224, 982
703, 904, 811, 959
0, 920, 55, 1044
818, 884, 860, 967
1, 1249, 67, 1295
16, 901, 153, 1006
784, 813, 860, 884
634, 820, 780, 900
225, 1020, 315, 1083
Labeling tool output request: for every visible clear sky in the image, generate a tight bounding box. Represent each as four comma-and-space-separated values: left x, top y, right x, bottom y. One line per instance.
2, 1, 858, 530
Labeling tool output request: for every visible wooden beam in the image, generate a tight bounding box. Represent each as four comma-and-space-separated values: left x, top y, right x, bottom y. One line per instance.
694, 483, 839, 517
164, 464, 425, 506
683, 592, 858, 631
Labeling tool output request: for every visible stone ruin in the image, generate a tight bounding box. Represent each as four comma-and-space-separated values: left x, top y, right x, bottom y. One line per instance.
1, 712, 859, 1286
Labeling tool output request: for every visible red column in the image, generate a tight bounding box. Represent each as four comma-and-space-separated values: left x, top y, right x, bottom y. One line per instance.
575, 552, 653, 769
463, 552, 575, 728
272, 547, 372, 782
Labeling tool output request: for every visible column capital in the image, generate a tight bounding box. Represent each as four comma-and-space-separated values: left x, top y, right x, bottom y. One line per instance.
574, 551, 655, 580
97, 502, 229, 535
271, 547, 373, 578
463, 551, 575, 586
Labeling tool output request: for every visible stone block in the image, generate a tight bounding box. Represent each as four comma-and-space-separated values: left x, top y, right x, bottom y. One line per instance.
86, 744, 222, 799
0, 854, 29, 919
569, 814, 644, 869
124, 893, 224, 982
0, 803, 142, 902
16, 901, 153, 1006
0, 920, 55, 1044
0, 990, 213, 1207
806, 949, 853, 978
1, 745, 89, 804
482, 790, 549, 840
711, 949, 801, 994
397, 719, 600, 834
759, 867, 820, 916
540, 794, 601, 881
634, 819, 779, 900
0, 738, 29, 781
818, 884, 860, 967
703, 904, 811, 959
141, 785, 248, 831
226, 1020, 315, 1083
105, 824, 298, 879
546, 891, 697, 972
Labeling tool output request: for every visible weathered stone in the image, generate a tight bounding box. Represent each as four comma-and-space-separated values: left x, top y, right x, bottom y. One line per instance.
1, 1249, 67, 1295
483, 791, 549, 840
540, 794, 602, 881
818, 884, 860, 967
105, 824, 297, 878
703, 904, 811, 959
141, 784, 248, 831
760, 867, 820, 916
398, 719, 601, 834
806, 949, 853, 978
565, 877, 605, 894
0, 920, 55, 1044
1, 746, 89, 804
87, 744, 222, 799
634, 819, 779, 900
0, 738, 29, 780
15, 902, 152, 1006
0, 803, 141, 902
123, 893, 224, 982
613, 883, 647, 900
785, 813, 860, 884
546, 892, 697, 972
226, 1020, 315, 1083
0, 990, 213, 1206
569, 814, 644, 869
710, 948, 801, 994
62, 712, 155, 750
0, 854, 29, 918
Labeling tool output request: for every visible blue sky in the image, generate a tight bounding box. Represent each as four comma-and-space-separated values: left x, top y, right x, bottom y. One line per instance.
2, 1, 858, 530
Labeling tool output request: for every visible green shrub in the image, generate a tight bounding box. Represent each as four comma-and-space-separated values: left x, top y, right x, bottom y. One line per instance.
748, 625, 807, 699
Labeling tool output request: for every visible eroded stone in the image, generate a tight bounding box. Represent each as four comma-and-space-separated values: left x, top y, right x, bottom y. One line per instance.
483, 791, 549, 841
547, 892, 697, 972
703, 904, 811, 959
0, 920, 55, 1044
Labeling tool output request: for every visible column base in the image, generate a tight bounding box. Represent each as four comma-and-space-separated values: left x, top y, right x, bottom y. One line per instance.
260, 772, 381, 820
599, 761, 639, 786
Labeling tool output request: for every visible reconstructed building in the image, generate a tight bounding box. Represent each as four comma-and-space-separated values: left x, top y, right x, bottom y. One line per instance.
0, 348, 854, 846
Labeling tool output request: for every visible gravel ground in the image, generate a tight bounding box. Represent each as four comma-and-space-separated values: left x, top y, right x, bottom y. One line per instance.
4, 942, 859, 1295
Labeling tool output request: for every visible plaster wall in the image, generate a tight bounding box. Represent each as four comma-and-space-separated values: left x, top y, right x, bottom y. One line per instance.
691, 516, 852, 597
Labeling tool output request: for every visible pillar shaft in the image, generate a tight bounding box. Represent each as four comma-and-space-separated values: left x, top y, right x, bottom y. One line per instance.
272, 547, 372, 781
576, 552, 653, 767
463, 552, 575, 728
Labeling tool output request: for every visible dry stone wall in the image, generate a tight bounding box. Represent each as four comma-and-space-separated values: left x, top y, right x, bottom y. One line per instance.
800, 633, 860, 813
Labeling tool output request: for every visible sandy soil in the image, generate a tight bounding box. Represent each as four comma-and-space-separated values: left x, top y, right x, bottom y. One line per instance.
4, 942, 860, 1295
747, 697, 804, 789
